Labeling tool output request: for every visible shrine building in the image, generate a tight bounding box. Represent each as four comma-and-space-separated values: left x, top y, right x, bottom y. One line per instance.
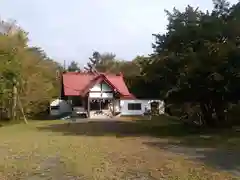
61, 71, 135, 117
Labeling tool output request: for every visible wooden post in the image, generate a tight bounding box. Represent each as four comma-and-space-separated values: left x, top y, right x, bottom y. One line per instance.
12, 82, 17, 120
17, 94, 28, 124
82, 97, 85, 110
99, 99, 102, 112
16, 87, 28, 124
87, 96, 90, 118
112, 98, 115, 116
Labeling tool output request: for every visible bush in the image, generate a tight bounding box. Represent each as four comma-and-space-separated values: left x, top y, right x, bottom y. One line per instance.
227, 104, 240, 126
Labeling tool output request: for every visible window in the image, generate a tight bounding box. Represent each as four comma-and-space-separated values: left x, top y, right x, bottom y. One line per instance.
128, 103, 142, 110
51, 105, 60, 110
69, 96, 83, 106
101, 82, 112, 91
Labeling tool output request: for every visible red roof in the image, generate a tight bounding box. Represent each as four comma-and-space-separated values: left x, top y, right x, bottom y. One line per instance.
62, 72, 135, 99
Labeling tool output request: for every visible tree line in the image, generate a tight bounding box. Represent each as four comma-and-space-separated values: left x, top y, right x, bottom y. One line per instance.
146, 0, 240, 127
1, 0, 240, 127
0, 20, 61, 120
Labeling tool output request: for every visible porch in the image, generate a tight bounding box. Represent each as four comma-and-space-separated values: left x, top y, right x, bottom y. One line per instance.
66, 81, 121, 118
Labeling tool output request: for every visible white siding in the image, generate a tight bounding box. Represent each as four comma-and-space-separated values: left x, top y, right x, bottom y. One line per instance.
102, 92, 113, 98
89, 92, 113, 98
90, 83, 101, 91
90, 82, 112, 92
89, 92, 101, 98
120, 99, 165, 116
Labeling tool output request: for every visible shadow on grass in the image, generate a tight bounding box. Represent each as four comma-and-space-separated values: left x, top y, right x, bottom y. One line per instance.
36, 118, 200, 138
36, 116, 240, 176
32, 112, 72, 121
36, 116, 240, 141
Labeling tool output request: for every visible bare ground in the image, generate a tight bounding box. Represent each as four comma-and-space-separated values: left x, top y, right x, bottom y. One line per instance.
0, 117, 239, 180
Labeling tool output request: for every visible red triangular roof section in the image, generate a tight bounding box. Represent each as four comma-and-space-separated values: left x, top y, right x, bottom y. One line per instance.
62, 72, 135, 99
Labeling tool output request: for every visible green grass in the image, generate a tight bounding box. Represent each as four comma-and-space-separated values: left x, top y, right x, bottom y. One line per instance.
0, 117, 239, 179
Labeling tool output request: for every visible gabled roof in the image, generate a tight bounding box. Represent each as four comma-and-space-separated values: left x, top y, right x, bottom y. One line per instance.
62, 72, 135, 99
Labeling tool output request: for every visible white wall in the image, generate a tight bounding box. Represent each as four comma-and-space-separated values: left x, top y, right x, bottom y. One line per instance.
89, 82, 113, 98
120, 99, 165, 116
90, 82, 112, 91
89, 92, 113, 98
90, 83, 101, 91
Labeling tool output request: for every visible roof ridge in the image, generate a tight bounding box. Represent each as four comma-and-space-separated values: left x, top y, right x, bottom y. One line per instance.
63, 71, 123, 76
62, 71, 134, 98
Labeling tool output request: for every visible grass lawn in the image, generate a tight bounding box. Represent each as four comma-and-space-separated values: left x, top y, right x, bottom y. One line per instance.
0, 116, 239, 180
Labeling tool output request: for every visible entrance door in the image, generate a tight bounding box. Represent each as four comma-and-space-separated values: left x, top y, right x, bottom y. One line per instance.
90, 100, 101, 111
100, 99, 112, 110
89, 99, 112, 111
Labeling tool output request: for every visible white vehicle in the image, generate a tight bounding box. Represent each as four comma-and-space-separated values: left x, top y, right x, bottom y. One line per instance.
50, 99, 72, 116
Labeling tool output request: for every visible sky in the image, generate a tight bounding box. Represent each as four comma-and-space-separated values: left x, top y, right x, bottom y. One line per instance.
0, 0, 238, 66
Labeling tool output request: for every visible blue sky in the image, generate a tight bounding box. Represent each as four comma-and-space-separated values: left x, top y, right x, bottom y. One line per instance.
0, 0, 238, 66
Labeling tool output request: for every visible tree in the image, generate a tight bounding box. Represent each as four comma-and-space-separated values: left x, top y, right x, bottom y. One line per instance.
95, 52, 117, 72
85, 51, 117, 73
0, 24, 26, 120
142, 0, 240, 127
0, 19, 61, 121
67, 61, 81, 72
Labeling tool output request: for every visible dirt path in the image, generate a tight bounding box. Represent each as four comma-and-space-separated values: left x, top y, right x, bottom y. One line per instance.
144, 139, 240, 177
